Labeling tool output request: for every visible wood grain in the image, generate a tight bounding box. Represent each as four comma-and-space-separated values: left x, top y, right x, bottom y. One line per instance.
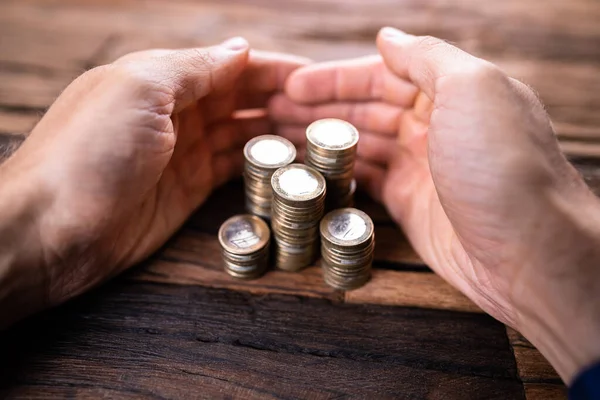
0, 110, 39, 136
0, 0, 599, 137
524, 384, 567, 400
0, 282, 524, 399
506, 328, 561, 382
345, 269, 480, 313
506, 328, 566, 400
1, 0, 596, 397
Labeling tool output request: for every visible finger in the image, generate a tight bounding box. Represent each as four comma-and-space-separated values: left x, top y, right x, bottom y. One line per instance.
201, 50, 311, 124
236, 91, 272, 110
285, 55, 418, 107
354, 159, 386, 202
240, 50, 312, 93
212, 148, 245, 187
277, 124, 397, 166
376, 27, 496, 101
115, 37, 250, 113
295, 147, 386, 202
207, 115, 271, 153
269, 94, 402, 136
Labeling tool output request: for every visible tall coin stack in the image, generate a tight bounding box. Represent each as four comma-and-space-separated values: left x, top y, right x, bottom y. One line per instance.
320, 208, 374, 290
305, 118, 359, 209
271, 163, 326, 271
243, 135, 296, 219
218, 214, 270, 280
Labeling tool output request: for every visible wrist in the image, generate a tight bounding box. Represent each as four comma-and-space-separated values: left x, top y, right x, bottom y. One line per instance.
0, 157, 49, 329
515, 178, 600, 384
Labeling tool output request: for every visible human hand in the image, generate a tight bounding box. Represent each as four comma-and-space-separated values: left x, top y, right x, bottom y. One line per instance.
0, 38, 308, 326
269, 28, 600, 383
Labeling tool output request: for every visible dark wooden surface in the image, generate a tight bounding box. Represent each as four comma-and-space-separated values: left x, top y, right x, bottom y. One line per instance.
2, 0, 599, 398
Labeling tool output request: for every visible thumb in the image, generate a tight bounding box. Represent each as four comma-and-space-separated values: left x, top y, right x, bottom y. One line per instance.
116, 37, 250, 113
376, 27, 492, 101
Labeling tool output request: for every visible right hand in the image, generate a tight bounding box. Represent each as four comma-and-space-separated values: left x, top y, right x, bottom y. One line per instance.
270, 27, 600, 383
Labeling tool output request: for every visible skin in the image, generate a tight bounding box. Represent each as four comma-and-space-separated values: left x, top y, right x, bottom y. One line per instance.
0, 29, 599, 384
0, 37, 310, 327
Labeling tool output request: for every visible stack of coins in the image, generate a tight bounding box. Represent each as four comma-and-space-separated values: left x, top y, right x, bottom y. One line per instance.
243, 135, 297, 219
271, 163, 326, 271
218, 214, 270, 280
320, 208, 374, 290
305, 118, 359, 209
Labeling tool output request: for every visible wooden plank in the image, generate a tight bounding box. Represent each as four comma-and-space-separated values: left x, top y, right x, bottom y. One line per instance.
562, 141, 600, 159
0, 0, 598, 137
0, 134, 24, 163
346, 269, 480, 313
0, 282, 524, 399
0, 111, 39, 136
493, 59, 600, 129
506, 327, 565, 400
132, 242, 342, 301
130, 226, 421, 302
374, 226, 425, 267
554, 123, 600, 142
0, 21, 109, 73
0, 69, 77, 109
506, 328, 561, 382
524, 383, 567, 400
5, 0, 599, 64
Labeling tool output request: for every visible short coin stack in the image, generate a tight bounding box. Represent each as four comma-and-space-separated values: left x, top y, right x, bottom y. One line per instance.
243, 135, 296, 219
320, 208, 374, 290
305, 119, 359, 209
218, 214, 270, 279
271, 163, 326, 271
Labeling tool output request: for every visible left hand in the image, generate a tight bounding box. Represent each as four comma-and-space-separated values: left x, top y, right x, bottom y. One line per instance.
0, 37, 308, 325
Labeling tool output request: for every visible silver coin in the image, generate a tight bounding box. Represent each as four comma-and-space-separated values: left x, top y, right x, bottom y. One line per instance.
244, 135, 296, 170
306, 118, 359, 150
320, 208, 373, 247
218, 214, 270, 255
271, 163, 326, 203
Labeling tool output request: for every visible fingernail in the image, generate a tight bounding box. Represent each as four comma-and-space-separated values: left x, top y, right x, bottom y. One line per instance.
380, 27, 412, 43
221, 37, 248, 51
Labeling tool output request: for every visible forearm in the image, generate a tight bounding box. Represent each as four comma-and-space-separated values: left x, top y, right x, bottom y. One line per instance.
0, 160, 48, 329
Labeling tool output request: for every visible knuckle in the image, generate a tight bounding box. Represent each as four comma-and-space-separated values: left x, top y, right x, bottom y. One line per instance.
188, 48, 217, 69
416, 35, 447, 53
436, 60, 507, 96
111, 62, 152, 87
69, 64, 111, 87
468, 61, 505, 83
110, 61, 176, 109
82, 64, 112, 79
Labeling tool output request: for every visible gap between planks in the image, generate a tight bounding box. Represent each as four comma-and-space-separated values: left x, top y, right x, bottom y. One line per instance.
506, 327, 566, 400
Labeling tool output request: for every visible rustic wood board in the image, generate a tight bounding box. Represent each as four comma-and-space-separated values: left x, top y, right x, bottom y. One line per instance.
1, 282, 524, 399
2, 0, 598, 397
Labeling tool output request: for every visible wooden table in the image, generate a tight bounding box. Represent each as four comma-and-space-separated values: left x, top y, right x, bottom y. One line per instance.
1, 0, 599, 398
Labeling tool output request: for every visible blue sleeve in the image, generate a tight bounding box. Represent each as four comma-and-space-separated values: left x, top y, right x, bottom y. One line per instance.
570, 362, 600, 400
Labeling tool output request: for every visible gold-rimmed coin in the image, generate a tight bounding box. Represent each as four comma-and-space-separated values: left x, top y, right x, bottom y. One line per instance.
244, 135, 297, 170
320, 208, 374, 290
305, 119, 359, 210
271, 163, 326, 206
219, 214, 271, 279
270, 163, 326, 272
306, 118, 359, 151
243, 135, 296, 219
